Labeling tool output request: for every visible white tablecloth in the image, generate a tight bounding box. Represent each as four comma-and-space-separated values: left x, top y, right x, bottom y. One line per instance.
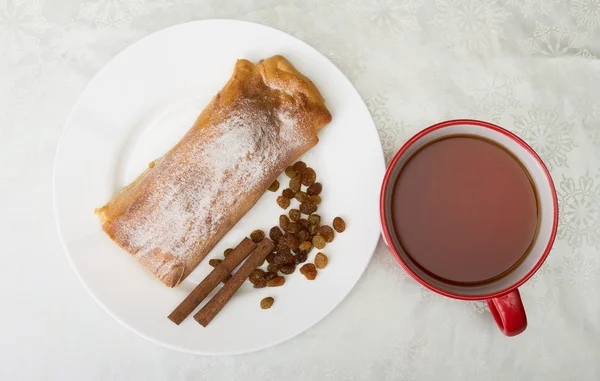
2, 0, 600, 379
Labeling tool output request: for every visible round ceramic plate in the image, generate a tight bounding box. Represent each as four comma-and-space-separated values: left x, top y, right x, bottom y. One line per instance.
54, 19, 385, 355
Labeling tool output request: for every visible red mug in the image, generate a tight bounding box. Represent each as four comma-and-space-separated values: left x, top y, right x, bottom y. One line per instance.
380, 120, 558, 336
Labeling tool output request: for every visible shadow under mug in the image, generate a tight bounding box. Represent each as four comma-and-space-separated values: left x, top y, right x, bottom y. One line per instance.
380, 119, 558, 336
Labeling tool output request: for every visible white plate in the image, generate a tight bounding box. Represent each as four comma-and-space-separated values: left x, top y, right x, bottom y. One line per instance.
53, 19, 385, 355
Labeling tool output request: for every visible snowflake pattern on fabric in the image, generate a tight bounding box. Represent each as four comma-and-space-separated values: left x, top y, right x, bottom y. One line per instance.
3, 0, 600, 379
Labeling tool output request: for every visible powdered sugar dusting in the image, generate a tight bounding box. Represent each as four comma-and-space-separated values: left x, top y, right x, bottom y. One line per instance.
113, 100, 307, 279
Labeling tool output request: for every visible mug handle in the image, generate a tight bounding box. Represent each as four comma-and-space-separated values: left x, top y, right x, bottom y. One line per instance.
486, 289, 527, 336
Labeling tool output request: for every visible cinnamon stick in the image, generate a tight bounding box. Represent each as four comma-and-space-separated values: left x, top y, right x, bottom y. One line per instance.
194, 238, 275, 327
168, 237, 257, 325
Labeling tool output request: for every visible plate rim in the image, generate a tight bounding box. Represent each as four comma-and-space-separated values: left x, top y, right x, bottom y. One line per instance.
53, 18, 386, 355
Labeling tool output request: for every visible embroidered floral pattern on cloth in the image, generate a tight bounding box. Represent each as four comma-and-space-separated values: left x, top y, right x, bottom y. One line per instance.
2, 0, 599, 379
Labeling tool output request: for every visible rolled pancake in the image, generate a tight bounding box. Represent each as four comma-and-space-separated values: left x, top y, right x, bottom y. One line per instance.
95, 55, 332, 287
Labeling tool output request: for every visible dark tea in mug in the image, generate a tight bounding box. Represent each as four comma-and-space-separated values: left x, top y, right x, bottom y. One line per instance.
391, 135, 539, 284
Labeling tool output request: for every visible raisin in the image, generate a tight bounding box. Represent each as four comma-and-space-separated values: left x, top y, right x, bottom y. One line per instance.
224, 248, 233, 257
209, 259, 222, 267
267, 276, 285, 287
276, 242, 290, 254
298, 218, 310, 231
267, 264, 280, 273
273, 251, 295, 265
279, 263, 296, 274
269, 226, 283, 242
307, 182, 322, 196
293, 161, 307, 174
310, 195, 322, 204
279, 215, 290, 230
300, 201, 318, 215
289, 208, 300, 222
289, 177, 302, 193
266, 252, 276, 264
295, 251, 308, 264
261, 297, 275, 309
277, 195, 290, 209
301, 168, 317, 186
277, 236, 287, 246
319, 226, 335, 242
282, 251, 296, 264
312, 235, 326, 249
295, 191, 310, 203
300, 264, 317, 280
308, 214, 321, 227
253, 279, 267, 288
282, 188, 295, 199
309, 224, 320, 236
250, 229, 265, 243
315, 252, 328, 269
268, 180, 280, 192
264, 271, 278, 280
285, 234, 300, 250
286, 221, 300, 234
296, 230, 310, 242
299, 241, 312, 252
285, 166, 297, 178
333, 217, 346, 232
222, 274, 232, 283
249, 269, 266, 283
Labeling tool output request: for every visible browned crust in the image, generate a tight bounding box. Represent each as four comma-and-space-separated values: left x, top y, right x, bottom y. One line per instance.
95, 55, 331, 287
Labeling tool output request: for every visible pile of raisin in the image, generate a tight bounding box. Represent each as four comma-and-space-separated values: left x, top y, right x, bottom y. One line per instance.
278, 163, 345, 245
278, 161, 320, 212
263, 162, 345, 278
203, 161, 348, 309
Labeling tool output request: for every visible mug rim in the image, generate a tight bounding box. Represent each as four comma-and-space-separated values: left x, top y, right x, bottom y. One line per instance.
379, 119, 559, 301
